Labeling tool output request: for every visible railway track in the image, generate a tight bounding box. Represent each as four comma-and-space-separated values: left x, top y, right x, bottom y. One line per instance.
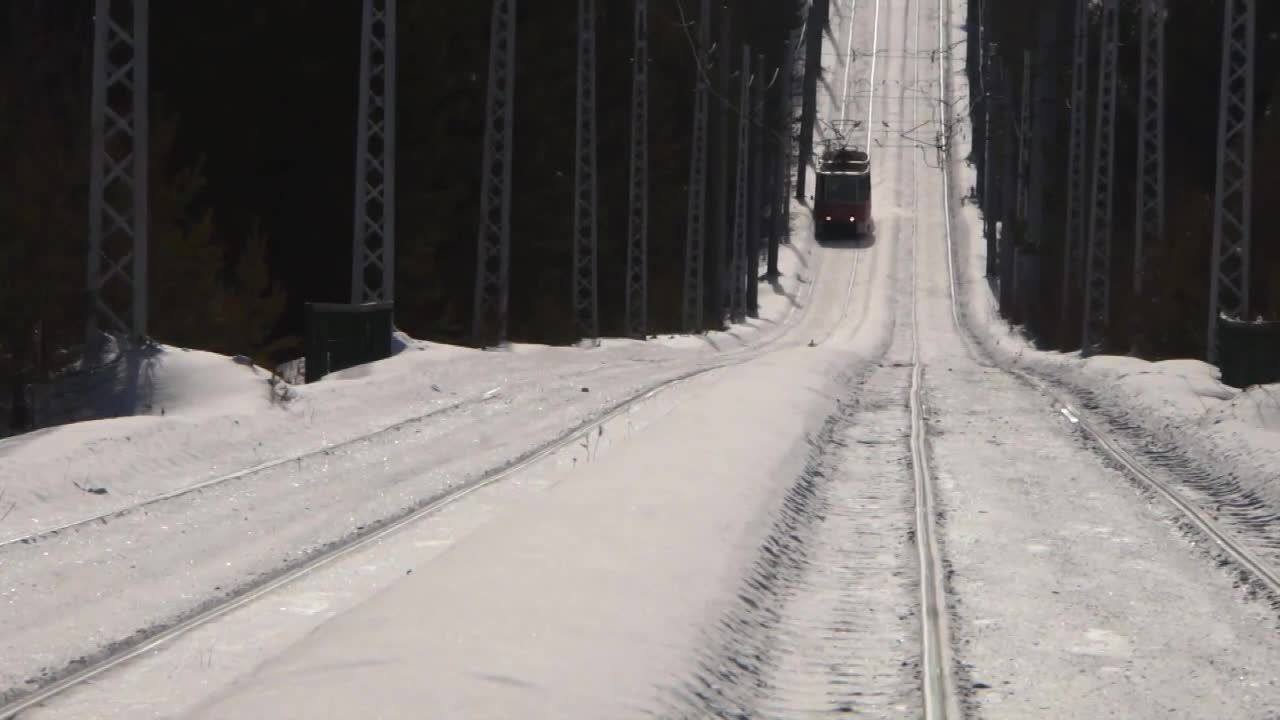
7, 0, 1278, 717
682, 0, 1280, 714
931, 0, 1280, 632
0, 363, 735, 719
1, 285, 818, 554
664, 3, 964, 716
909, 1, 960, 715
0, 342, 824, 716
0, 87, 847, 720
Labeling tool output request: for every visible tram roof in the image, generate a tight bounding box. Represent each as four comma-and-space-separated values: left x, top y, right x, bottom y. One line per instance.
818, 147, 870, 174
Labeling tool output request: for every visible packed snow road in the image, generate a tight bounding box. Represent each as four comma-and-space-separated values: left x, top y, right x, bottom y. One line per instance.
6, 0, 1280, 718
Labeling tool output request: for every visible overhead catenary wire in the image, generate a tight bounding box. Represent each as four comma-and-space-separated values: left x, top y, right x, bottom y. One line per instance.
671, 0, 796, 145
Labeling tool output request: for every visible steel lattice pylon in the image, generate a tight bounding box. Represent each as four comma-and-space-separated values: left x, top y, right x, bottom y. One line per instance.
351, 0, 397, 305
769, 28, 798, 278
779, 25, 797, 248
573, 0, 600, 339
87, 0, 149, 346
730, 45, 751, 324
1207, 0, 1256, 362
681, 0, 712, 333
712, 3, 732, 328
996, 52, 1017, 312
1059, 0, 1090, 341
987, 51, 1015, 301
1015, 50, 1032, 233
473, 0, 517, 344
746, 52, 765, 318
1133, 0, 1166, 301
1081, 0, 1119, 356
982, 42, 997, 277
796, 0, 828, 201
625, 0, 649, 338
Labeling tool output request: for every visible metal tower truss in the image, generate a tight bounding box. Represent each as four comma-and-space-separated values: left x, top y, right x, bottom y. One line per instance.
473, 0, 516, 344
1059, 0, 1089, 337
573, 0, 600, 339
1027, 8, 1061, 262
1207, 0, 1256, 361
746, 52, 765, 318
769, 29, 798, 277
796, 0, 828, 200
351, 0, 397, 305
1015, 50, 1032, 234
730, 45, 751, 324
987, 51, 1010, 288
779, 25, 798, 248
981, 42, 997, 277
712, 3, 731, 328
681, 0, 711, 332
1081, 0, 1119, 356
996, 54, 1017, 313
1133, 0, 1166, 300
625, 0, 649, 338
87, 0, 150, 345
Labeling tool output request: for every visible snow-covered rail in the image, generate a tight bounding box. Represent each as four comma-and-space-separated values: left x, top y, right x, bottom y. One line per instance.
909, 338, 959, 720
912, 1, 959, 715
0, 390, 505, 549
0, 172, 834, 718
0, 348, 777, 718
932, 0, 1280, 612
1, 265, 825, 554
1056, 395, 1280, 596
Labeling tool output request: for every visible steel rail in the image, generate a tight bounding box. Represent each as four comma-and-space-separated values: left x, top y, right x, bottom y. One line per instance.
0, 365, 718, 720
1056, 398, 1280, 596
816, 0, 879, 347
2, 1, 899, 711
909, 0, 960, 715
0, 292, 837, 718
4, 225, 827, 553
0, 121, 858, 718
931, 0, 1280, 615
1, 391, 499, 549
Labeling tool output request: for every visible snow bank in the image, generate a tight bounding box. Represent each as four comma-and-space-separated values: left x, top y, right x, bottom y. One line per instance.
0, 222, 815, 543
0, 346, 280, 535
940, 2, 1280, 519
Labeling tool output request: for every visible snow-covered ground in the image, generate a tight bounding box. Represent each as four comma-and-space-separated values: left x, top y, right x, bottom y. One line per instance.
5, 0, 1280, 718
0, 118, 831, 709
0, 234, 814, 545
937, 1, 1280, 716
942, 0, 1280, 587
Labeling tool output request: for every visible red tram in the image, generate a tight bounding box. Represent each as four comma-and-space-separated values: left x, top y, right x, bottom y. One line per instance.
813, 147, 872, 238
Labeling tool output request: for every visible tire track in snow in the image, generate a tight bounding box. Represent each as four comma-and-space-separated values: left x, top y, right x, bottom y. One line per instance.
755, 363, 921, 719
656, 3, 957, 715
0, 360, 738, 717
651, 358, 919, 719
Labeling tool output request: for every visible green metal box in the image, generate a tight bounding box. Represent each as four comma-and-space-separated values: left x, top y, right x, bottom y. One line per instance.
1217, 316, 1280, 389
304, 302, 394, 383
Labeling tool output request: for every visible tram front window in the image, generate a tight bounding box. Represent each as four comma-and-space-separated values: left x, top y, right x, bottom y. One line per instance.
822, 174, 868, 202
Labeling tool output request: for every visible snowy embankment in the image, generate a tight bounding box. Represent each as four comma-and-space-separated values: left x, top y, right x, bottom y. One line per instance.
0, 233, 815, 543
940, 16, 1280, 517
